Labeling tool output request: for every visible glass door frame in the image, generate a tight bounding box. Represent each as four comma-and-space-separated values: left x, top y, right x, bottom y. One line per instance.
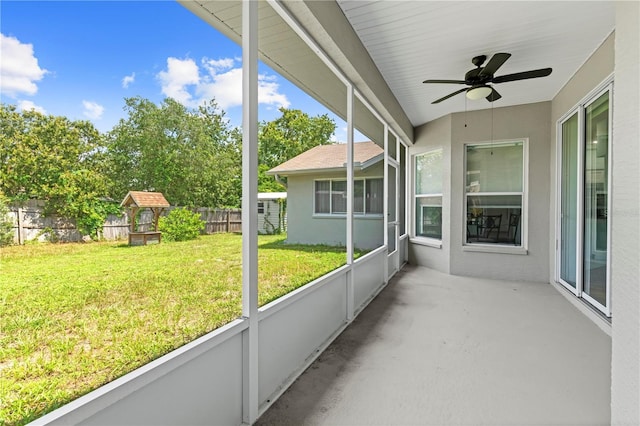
387, 153, 400, 278
556, 111, 583, 297
555, 81, 613, 317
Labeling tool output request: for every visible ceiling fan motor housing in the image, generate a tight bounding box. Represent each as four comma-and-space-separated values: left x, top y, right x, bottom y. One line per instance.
423, 53, 552, 104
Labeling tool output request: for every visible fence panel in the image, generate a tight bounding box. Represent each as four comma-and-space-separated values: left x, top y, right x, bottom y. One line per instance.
7, 205, 244, 244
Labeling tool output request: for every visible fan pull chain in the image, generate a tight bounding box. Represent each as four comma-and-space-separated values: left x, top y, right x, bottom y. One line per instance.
490, 100, 494, 155
464, 96, 468, 128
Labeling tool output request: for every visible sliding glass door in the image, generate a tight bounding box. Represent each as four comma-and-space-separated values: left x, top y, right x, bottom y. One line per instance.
557, 85, 611, 316
583, 91, 610, 309
559, 113, 579, 291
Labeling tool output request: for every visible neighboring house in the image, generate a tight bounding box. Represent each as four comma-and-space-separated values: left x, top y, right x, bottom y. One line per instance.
257, 192, 287, 235
268, 141, 384, 249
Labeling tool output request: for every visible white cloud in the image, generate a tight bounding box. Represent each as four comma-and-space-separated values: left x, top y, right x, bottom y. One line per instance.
198, 67, 243, 110
203, 57, 235, 72
18, 100, 46, 114
122, 72, 135, 88
258, 75, 290, 109
157, 57, 200, 105
157, 56, 290, 111
0, 33, 48, 98
82, 100, 104, 120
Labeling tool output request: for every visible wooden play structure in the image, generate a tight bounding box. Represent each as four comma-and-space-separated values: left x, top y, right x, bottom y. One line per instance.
120, 191, 170, 246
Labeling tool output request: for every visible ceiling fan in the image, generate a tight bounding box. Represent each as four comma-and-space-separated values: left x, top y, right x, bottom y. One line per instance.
423, 53, 552, 104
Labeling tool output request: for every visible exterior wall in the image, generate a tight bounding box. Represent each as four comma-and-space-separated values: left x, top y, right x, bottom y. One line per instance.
258, 199, 284, 235
450, 102, 551, 282
285, 163, 384, 250
408, 114, 452, 273
611, 2, 640, 423
410, 103, 551, 282
549, 32, 615, 285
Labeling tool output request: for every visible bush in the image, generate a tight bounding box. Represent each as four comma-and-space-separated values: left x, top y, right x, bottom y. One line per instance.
0, 193, 14, 247
158, 208, 205, 242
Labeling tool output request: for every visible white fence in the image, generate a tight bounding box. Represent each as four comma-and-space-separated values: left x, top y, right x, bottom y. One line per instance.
7, 201, 244, 244
31, 247, 391, 426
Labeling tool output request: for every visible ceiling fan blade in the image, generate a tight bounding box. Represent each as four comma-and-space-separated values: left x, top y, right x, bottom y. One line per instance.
478, 53, 511, 77
492, 68, 552, 84
423, 79, 467, 84
486, 87, 502, 102
432, 87, 468, 104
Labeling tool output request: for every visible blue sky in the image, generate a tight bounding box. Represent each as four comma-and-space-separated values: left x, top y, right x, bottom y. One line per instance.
1, 1, 355, 140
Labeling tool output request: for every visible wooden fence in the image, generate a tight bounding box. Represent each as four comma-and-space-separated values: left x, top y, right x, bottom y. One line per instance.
7, 201, 243, 244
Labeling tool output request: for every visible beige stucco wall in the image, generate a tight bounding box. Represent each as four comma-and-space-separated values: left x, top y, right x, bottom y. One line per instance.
410, 102, 551, 282
285, 162, 384, 250
408, 115, 452, 273
549, 32, 615, 286
611, 2, 640, 423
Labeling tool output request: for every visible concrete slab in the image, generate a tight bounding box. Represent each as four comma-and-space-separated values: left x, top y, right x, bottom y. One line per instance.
256, 265, 611, 425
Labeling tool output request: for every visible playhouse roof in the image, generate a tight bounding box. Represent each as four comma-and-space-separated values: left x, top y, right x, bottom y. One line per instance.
267, 141, 383, 176
120, 191, 170, 208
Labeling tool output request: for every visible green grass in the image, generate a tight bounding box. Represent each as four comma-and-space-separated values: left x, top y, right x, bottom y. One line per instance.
0, 234, 359, 425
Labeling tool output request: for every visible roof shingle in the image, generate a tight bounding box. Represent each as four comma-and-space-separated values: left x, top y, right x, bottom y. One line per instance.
120, 191, 170, 208
268, 141, 383, 175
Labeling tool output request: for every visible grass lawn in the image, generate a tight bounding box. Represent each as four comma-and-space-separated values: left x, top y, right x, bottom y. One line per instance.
0, 234, 358, 425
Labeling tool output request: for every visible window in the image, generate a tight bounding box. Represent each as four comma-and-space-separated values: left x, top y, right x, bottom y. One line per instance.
257, 202, 264, 214
414, 149, 443, 240
314, 178, 383, 215
465, 141, 525, 246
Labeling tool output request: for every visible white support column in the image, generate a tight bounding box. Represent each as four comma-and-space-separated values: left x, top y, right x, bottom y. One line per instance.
346, 83, 355, 321
383, 125, 389, 282
241, 0, 259, 423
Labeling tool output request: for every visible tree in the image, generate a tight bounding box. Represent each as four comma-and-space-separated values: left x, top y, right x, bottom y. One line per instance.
0, 192, 14, 246
0, 104, 115, 238
46, 169, 120, 239
105, 97, 241, 208
0, 104, 105, 202
258, 108, 336, 192
258, 107, 336, 168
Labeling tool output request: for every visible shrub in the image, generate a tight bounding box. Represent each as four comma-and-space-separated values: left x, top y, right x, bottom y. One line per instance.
158, 208, 205, 242
0, 193, 14, 246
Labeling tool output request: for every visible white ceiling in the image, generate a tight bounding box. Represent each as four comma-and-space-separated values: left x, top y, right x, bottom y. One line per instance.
336, 1, 616, 127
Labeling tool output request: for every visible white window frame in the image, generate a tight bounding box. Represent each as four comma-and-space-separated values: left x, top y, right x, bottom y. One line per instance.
313, 177, 384, 217
463, 139, 528, 254
411, 148, 443, 246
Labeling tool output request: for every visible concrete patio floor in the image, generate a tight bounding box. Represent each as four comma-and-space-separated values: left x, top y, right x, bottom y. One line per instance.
256, 264, 611, 425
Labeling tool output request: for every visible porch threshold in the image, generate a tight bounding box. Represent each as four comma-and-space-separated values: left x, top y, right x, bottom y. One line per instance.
256, 265, 611, 425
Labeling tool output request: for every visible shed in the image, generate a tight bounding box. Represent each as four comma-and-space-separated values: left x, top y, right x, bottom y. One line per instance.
120, 191, 170, 245
258, 192, 287, 234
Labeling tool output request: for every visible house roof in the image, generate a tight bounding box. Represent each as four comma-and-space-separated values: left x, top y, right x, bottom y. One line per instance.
267, 142, 383, 176
120, 191, 170, 208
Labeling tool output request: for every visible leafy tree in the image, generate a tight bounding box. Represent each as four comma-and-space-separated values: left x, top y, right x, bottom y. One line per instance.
46, 169, 121, 239
258, 107, 336, 168
0, 104, 115, 238
0, 104, 105, 202
105, 97, 241, 208
0, 192, 15, 246
258, 108, 336, 191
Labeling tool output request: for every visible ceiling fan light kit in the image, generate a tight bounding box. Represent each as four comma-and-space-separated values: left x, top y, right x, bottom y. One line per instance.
423, 53, 552, 104
466, 86, 492, 100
